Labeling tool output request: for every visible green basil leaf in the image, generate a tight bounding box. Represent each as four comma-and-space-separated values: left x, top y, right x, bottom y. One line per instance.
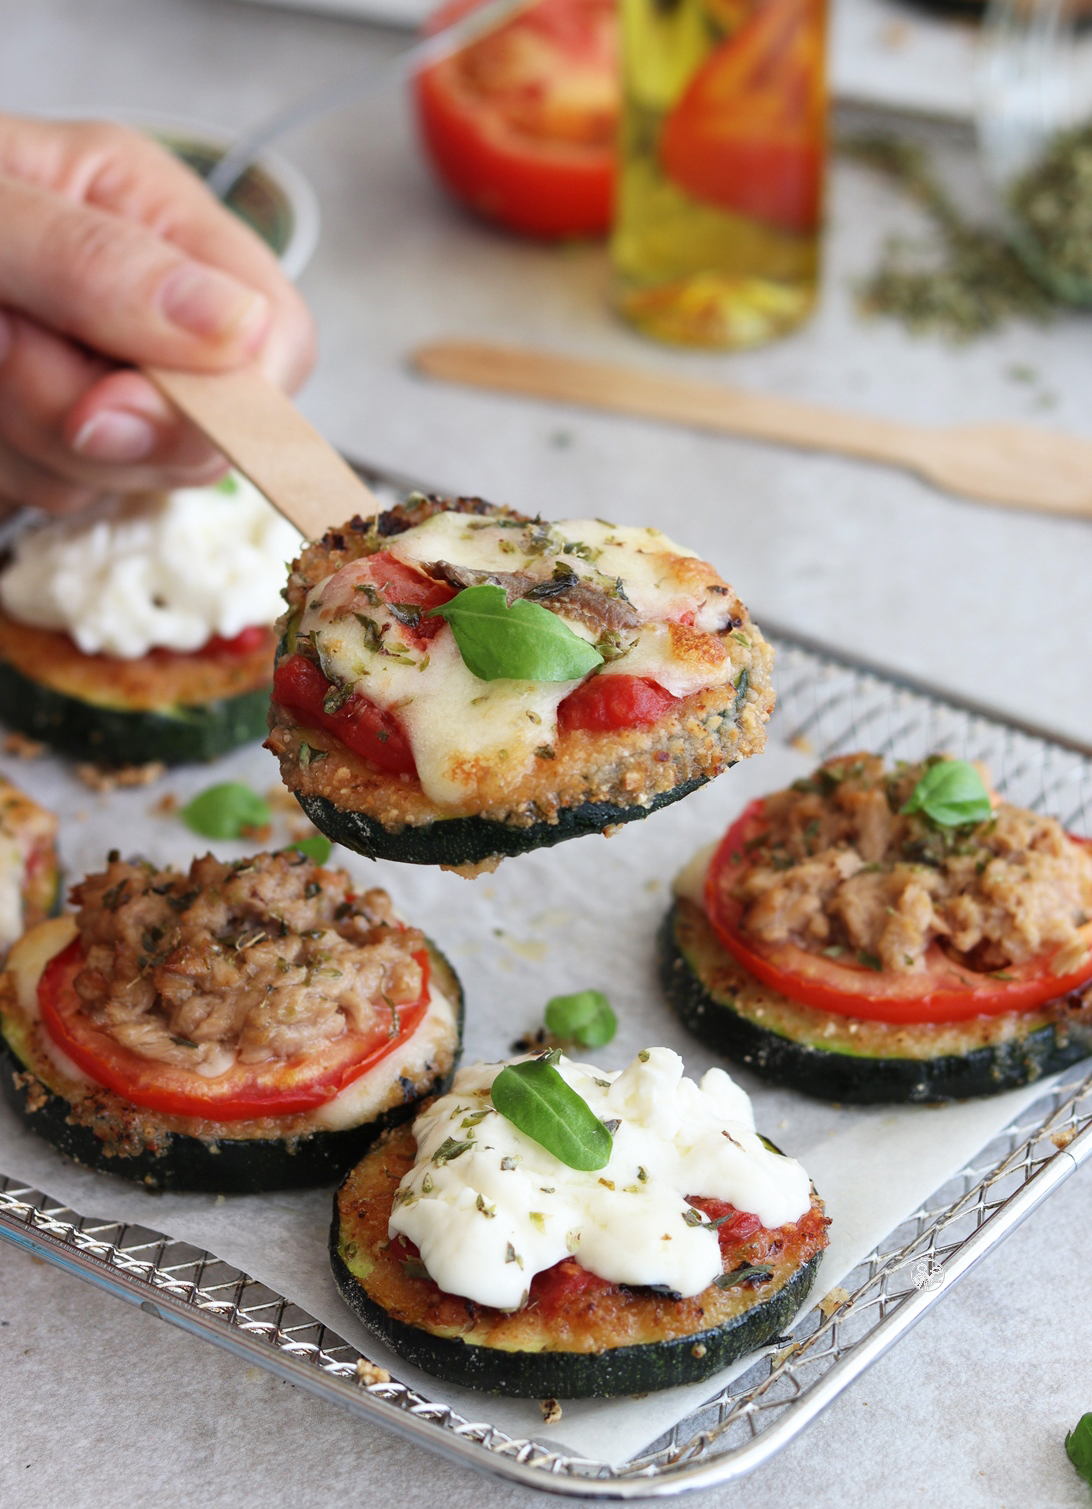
1067, 1414, 1092, 1485
214, 472, 240, 495
283, 834, 333, 866
428, 583, 603, 683
901, 759, 992, 828
181, 782, 271, 840
491, 1056, 613, 1171
544, 990, 617, 1048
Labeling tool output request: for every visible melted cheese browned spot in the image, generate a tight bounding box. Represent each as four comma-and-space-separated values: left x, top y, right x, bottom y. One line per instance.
299, 513, 747, 813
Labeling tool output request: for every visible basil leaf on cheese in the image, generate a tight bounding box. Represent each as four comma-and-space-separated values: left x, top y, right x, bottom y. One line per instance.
428, 583, 603, 683
901, 759, 992, 828
491, 1053, 613, 1171
545, 989, 617, 1048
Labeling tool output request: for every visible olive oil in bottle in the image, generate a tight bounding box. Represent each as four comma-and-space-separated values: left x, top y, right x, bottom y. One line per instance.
612, 0, 828, 347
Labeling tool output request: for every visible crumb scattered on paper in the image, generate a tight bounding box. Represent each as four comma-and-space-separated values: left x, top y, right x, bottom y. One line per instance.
541, 1398, 563, 1424
265, 785, 300, 814
819, 1286, 851, 1318
3, 732, 43, 759
789, 734, 814, 755
356, 1359, 392, 1387
77, 761, 166, 792
152, 793, 179, 816
240, 823, 272, 844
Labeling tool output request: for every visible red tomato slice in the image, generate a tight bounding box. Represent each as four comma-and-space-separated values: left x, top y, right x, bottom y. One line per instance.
705, 799, 1092, 1024
38, 938, 431, 1121
558, 674, 678, 732
660, 0, 826, 234
273, 654, 417, 776
414, 0, 617, 238
200, 625, 270, 657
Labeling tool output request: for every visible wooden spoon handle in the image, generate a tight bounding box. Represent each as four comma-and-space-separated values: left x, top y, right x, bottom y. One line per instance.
413, 339, 920, 468
147, 365, 380, 540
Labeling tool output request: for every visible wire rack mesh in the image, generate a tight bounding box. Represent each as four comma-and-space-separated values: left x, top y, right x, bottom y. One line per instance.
2, 626, 1092, 1497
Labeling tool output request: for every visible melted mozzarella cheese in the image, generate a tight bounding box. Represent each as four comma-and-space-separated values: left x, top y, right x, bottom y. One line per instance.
303, 512, 744, 810
388, 1047, 812, 1312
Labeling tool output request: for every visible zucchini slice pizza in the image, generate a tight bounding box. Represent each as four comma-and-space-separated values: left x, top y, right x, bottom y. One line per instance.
0, 774, 61, 955
0, 475, 297, 765
0, 850, 462, 1191
332, 1047, 828, 1397
267, 494, 773, 872
662, 753, 1092, 1103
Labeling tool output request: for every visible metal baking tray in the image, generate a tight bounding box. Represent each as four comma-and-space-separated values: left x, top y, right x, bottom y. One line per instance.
2, 463, 1091, 1496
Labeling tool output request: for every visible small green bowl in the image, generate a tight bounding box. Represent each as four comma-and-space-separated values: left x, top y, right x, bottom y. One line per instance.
154, 128, 320, 281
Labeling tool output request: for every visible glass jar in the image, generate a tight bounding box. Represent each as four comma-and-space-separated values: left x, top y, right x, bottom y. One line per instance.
977, 0, 1092, 304
611, 0, 829, 348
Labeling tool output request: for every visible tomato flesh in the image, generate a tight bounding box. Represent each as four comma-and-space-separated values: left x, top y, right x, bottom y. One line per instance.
38, 938, 431, 1121
558, 674, 678, 733
273, 654, 417, 776
414, 0, 617, 238
705, 799, 1092, 1024
660, 0, 826, 234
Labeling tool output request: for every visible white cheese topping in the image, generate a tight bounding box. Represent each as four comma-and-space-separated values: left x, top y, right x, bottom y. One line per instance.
388, 1047, 812, 1312
300, 512, 741, 810
0, 474, 301, 658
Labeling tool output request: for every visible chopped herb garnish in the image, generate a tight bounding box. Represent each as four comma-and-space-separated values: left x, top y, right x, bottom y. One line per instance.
431, 1137, 474, 1165
715, 1264, 774, 1288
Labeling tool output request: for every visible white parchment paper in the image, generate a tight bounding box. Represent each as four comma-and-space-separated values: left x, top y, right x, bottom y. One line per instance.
0, 737, 1061, 1466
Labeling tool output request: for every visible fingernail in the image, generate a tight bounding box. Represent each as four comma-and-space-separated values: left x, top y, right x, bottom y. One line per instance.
0, 310, 12, 367
71, 409, 158, 463
159, 263, 269, 348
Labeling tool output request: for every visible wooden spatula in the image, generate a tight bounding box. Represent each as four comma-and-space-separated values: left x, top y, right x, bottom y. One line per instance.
147, 366, 380, 539
413, 339, 1092, 520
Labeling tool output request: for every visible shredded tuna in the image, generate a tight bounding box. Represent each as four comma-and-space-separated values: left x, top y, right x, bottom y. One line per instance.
69, 853, 425, 1072
734, 754, 1092, 974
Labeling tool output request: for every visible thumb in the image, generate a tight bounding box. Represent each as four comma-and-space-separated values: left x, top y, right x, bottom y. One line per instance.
0, 173, 271, 370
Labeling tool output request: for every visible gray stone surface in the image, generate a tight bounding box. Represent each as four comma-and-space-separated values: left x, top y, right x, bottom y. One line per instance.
1, 1, 1091, 1503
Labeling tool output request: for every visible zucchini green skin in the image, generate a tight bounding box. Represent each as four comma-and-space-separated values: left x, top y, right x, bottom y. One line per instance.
0, 945, 464, 1194
660, 900, 1092, 1105
0, 657, 271, 766
296, 776, 710, 869
330, 1220, 820, 1399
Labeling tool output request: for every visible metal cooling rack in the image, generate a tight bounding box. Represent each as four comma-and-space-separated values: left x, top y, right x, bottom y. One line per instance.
3, 615, 1092, 1496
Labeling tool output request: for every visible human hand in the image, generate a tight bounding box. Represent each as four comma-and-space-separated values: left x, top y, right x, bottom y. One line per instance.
0, 113, 316, 514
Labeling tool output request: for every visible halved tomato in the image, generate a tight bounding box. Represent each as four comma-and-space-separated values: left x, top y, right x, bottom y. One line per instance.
705, 799, 1092, 1024
38, 937, 431, 1121
414, 0, 618, 238
660, 0, 827, 234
